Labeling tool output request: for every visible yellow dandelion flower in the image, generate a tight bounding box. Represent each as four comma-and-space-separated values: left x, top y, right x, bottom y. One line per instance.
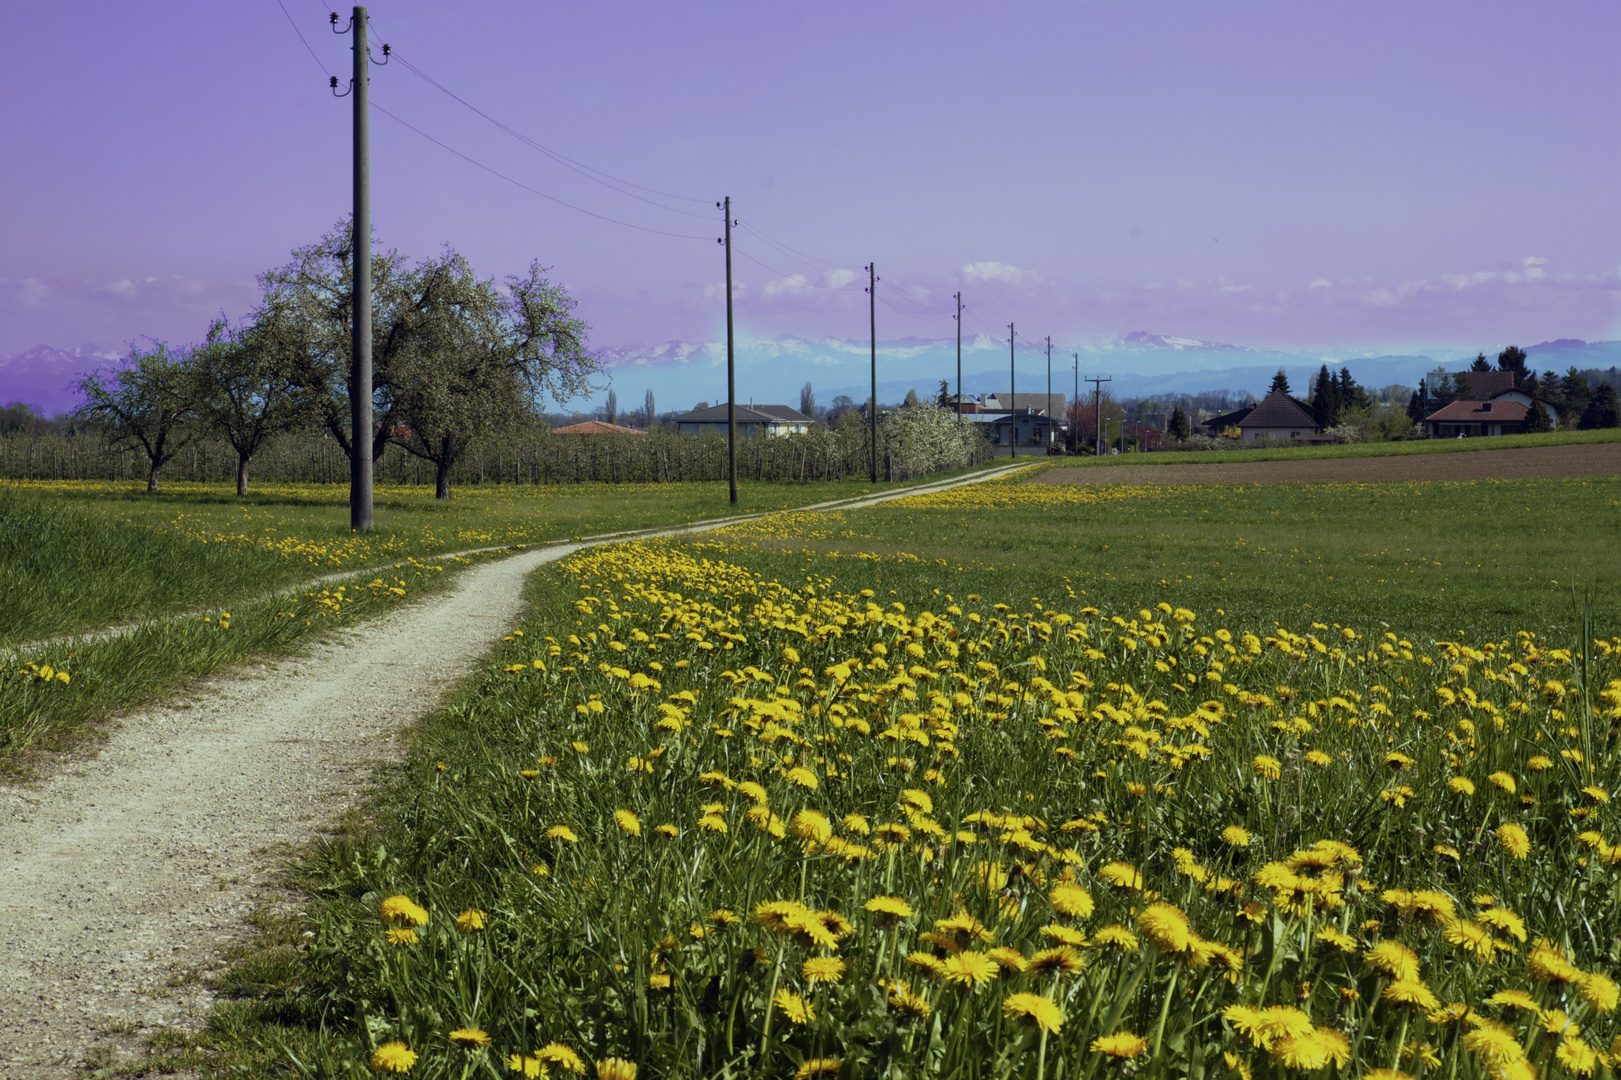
381, 895, 429, 927
536, 1045, 586, 1073
792, 809, 833, 844
1138, 903, 1196, 954
1527, 939, 1584, 984
1463, 1023, 1526, 1067
614, 810, 641, 836
1098, 862, 1143, 889
1049, 882, 1095, 918
864, 895, 915, 922
1445, 920, 1497, 962
841, 813, 870, 835
1488, 989, 1543, 1014
940, 951, 999, 987
1091, 1032, 1150, 1059
1221, 825, 1252, 847
449, 1028, 491, 1048
1040, 924, 1088, 946
1270, 1028, 1350, 1071
772, 988, 816, 1025
1223, 1004, 1313, 1051
371, 1041, 418, 1074
785, 766, 819, 790
1448, 777, 1476, 796
455, 909, 486, 933
654, 823, 678, 838
1488, 771, 1517, 794
887, 980, 932, 1018
987, 946, 1028, 973
1364, 941, 1421, 982
1093, 925, 1140, 953
1317, 927, 1358, 954
546, 825, 579, 843
1002, 991, 1063, 1033
506, 1054, 544, 1078
385, 927, 419, 947
793, 1059, 841, 1080
596, 1058, 637, 1080
698, 813, 729, 834
1383, 979, 1441, 1011
1557, 1035, 1600, 1077
1477, 907, 1527, 942
1495, 822, 1530, 860
1581, 972, 1620, 1014
1253, 755, 1282, 780
1303, 750, 1333, 766
736, 781, 769, 805
801, 956, 845, 985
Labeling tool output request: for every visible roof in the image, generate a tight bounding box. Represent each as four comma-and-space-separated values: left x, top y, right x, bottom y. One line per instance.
983, 392, 1066, 415
1424, 399, 1530, 423
1238, 390, 1319, 431
671, 404, 811, 424
551, 420, 646, 435
1441, 370, 1517, 398
1200, 406, 1254, 432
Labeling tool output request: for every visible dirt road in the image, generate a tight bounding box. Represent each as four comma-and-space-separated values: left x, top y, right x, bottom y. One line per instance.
1036, 441, 1621, 486
0, 465, 1027, 1078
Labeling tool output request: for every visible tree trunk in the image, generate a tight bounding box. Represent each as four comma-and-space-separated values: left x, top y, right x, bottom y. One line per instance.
147, 461, 160, 493
435, 458, 452, 500
236, 453, 250, 496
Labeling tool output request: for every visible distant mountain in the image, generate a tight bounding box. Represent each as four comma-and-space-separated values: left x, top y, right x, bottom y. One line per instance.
0, 345, 119, 415
1524, 339, 1621, 371
597, 331, 1441, 411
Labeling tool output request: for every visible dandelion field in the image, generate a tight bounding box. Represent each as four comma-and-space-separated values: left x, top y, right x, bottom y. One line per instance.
199, 474, 1621, 1080
0, 478, 909, 645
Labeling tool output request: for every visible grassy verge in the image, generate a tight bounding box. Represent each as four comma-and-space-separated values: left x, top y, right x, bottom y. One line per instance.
0, 553, 482, 774
1, 476, 962, 646
178, 474, 1621, 1078
1059, 425, 1621, 467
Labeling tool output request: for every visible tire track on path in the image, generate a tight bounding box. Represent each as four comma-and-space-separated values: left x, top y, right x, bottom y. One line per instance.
0, 465, 1028, 1078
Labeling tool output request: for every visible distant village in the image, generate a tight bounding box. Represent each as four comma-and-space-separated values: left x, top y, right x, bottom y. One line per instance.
549, 346, 1621, 455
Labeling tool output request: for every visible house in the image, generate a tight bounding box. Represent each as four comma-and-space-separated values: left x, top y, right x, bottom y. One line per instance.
1196, 389, 1321, 441
982, 392, 1067, 418
967, 408, 1062, 456
551, 420, 646, 436
670, 403, 812, 437
1423, 399, 1530, 438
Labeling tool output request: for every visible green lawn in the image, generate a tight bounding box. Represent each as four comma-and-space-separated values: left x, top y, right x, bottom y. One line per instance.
0, 477, 946, 646
1063, 424, 1621, 467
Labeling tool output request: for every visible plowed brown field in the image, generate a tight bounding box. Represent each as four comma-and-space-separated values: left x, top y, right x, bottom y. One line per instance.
1035, 441, 1621, 485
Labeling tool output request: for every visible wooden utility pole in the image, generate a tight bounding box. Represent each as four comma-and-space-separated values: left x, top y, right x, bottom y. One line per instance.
954, 291, 963, 421
348, 6, 373, 531
1072, 352, 1079, 452
1008, 323, 1016, 459
867, 263, 878, 482
1045, 335, 1052, 454
1085, 374, 1112, 457
719, 196, 737, 504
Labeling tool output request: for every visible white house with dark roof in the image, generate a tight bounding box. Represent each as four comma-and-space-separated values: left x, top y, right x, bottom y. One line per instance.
671, 403, 812, 437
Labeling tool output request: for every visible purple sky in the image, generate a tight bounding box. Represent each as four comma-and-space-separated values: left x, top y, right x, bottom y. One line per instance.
3, 0, 1618, 367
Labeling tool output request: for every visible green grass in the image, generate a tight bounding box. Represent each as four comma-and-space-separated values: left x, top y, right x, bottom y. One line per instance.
711, 474, 1621, 643
174, 471, 1621, 1078
0, 476, 966, 646
1062, 424, 1621, 467
0, 553, 481, 772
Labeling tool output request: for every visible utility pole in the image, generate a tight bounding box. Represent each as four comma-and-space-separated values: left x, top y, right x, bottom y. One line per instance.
954, 291, 963, 422
718, 196, 737, 504
1073, 352, 1079, 452
866, 263, 878, 482
1008, 323, 1016, 460
1045, 335, 1052, 455
337, 6, 373, 531
1085, 374, 1112, 457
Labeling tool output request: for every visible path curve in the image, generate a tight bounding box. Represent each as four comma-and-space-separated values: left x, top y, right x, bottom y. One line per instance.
0, 464, 1029, 1078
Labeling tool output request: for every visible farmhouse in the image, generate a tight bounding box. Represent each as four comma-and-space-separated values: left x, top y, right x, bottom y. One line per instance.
1423, 399, 1531, 438
1197, 389, 1322, 441
967, 408, 1063, 455
670, 403, 812, 437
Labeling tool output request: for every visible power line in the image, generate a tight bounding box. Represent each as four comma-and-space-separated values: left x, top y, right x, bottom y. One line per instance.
389, 51, 714, 218
731, 246, 861, 290
369, 102, 712, 239
276, 0, 334, 77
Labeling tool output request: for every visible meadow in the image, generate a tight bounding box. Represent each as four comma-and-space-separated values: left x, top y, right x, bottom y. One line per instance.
0, 478, 921, 645
175, 470, 1621, 1080
1068, 427, 1621, 468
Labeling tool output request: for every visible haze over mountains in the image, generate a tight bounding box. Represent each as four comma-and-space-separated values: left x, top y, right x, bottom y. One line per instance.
4, 336, 1618, 417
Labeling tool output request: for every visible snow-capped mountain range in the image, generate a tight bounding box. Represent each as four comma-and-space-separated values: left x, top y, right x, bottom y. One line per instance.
4, 335, 1616, 416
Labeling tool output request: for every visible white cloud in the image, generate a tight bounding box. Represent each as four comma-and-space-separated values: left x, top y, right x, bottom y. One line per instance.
824, 268, 859, 289
961, 261, 1039, 287
763, 274, 812, 297
1308, 278, 1333, 290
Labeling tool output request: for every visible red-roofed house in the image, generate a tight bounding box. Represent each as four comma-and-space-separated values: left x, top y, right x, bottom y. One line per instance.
552, 420, 647, 436
1423, 399, 1530, 438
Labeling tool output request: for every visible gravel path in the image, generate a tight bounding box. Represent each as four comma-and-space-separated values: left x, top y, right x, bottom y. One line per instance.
1035, 440, 1621, 486
0, 466, 1026, 1079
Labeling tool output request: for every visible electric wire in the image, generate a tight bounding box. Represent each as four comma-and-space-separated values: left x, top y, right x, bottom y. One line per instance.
730, 247, 861, 291
277, 0, 334, 77
369, 102, 712, 240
